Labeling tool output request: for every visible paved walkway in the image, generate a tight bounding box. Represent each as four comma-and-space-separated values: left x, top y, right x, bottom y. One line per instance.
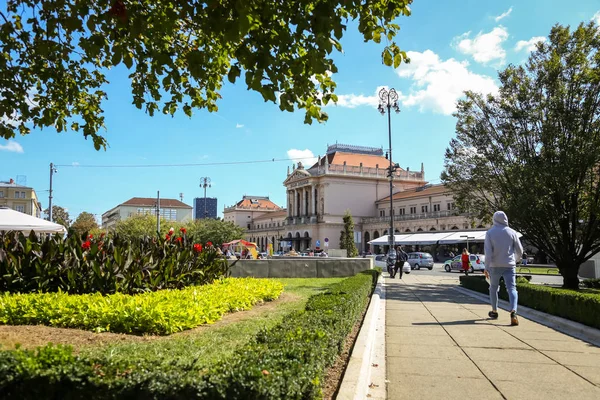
385, 273, 600, 400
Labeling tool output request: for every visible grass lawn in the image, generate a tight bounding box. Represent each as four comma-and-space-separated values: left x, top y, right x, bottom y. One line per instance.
0, 277, 346, 372
516, 266, 560, 275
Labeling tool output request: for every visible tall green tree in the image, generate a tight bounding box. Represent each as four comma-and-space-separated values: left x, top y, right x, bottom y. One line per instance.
0, 0, 413, 150
71, 212, 99, 236
43, 205, 71, 228
339, 210, 358, 257
442, 22, 600, 289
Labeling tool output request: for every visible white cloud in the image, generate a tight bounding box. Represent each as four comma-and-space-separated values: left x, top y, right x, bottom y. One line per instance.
287, 149, 317, 167
592, 11, 600, 25
72, 161, 80, 166
332, 85, 394, 109
514, 36, 547, 52
454, 26, 509, 65
235, 123, 244, 128
0, 140, 24, 153
494, 7, 513, 22
396, 50, 498, 115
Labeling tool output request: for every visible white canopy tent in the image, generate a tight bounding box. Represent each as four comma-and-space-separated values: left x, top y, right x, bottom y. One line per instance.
368, 234, 414, 246
368, 230, 523, 246
0, 207, 67, 234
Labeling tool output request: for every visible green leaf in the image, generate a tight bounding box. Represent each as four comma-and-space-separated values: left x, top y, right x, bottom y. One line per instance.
383, 48, 393, 66
228, 65, 241, 83
123, 53, 133, 69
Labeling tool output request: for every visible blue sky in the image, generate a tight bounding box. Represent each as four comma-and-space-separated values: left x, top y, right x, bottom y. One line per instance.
2, 1, 600, 222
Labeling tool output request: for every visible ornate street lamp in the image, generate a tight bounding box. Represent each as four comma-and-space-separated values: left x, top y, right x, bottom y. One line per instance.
378, 88, 401, 256
200, 177, 211, 218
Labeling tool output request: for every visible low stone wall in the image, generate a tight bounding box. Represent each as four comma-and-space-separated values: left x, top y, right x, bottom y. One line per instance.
228, 257, 373, 278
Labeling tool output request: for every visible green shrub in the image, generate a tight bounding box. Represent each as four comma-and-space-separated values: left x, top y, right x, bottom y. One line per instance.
0, 278, 283, 335
0, 230, 229, 295
0, 270, 380, 399
582, 278, 600, 289
460, 275, 600, 329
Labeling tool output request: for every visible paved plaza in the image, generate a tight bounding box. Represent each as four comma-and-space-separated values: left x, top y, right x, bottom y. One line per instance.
383, 274, 600, 400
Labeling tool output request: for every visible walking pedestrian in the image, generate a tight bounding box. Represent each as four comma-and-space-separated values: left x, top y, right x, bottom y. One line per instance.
484, 211, 523, 326
395, 246, 408, 279
461, 248, 470, 275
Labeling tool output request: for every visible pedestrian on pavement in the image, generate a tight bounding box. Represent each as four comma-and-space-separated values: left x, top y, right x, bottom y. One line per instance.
522, 251, 528, 266
484, 210, 523, 326
461, 248, 470, 276
395, 246, 408, 279
387, 249, 397, 278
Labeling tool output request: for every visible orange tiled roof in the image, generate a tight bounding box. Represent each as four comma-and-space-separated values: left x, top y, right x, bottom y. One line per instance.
311, 152, 405, 170
234, 197, 282, 210
376, 184, 449, 203
121, 197, 191, 208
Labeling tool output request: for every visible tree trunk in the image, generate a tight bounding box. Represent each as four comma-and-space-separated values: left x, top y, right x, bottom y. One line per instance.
558, 263, 580, 290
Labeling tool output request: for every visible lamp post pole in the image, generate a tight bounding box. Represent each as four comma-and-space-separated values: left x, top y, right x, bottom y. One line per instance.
461, 235, 475, 253
378, 88, 401, 254
200, 177, 211, 219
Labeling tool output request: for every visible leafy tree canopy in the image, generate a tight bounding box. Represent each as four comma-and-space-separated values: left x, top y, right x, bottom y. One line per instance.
0, 0, 412, 150
43, 205, 71, 227
71, 211, 99, 236
442, 22, 600, 289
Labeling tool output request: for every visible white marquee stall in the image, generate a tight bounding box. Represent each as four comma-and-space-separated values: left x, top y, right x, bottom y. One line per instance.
0, 207, 67, 234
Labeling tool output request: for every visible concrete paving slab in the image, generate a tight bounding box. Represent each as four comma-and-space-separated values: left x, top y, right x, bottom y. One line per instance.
385, 325, 449, 336
504, 328, 574, 341
462, 347, 555, 364
543, 350, 600, 367
476, 360, 588, 384
493, 378, 600, 399
387, 342, 465, 359
450, 332, 531, 349
568, 365, 600, 386
524, 338, 600, 353
387, 375, 503, 400
388, 356, 483, 378
386, 332, 457, 346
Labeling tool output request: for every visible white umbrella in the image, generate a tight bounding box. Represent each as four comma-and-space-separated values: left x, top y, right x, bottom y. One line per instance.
0, 207, 67, 234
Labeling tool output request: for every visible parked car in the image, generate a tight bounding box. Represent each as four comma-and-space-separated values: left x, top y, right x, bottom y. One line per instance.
444, 254, 486, 273
407, 252, 434, 270
374, 254, 411, 275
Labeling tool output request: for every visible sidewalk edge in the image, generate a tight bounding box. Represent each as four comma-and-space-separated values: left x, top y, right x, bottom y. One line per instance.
337, 275, 386, 400
453, 286, 600, 347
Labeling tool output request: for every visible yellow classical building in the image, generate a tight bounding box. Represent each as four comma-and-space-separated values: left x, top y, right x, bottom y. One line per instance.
0, 178, 42, 218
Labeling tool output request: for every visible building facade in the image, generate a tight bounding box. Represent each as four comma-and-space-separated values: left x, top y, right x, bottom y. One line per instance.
223, 196, 282, 230
193, 197, 218, 219
102, 197, 193, 229
236, 144, 490, 253
0, 179, 42, 218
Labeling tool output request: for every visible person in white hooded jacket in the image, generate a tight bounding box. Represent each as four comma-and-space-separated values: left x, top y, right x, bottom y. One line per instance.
484, 211, 523, 326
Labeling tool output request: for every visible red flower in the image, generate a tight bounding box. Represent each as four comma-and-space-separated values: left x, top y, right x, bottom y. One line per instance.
88, 234, 94, 239
193, 243, 203, 253
165, 234, 172, 240
175, 237, 183, 243
82, 241, 91, 250
206, 241, 213, 247
180, 227, 187, 234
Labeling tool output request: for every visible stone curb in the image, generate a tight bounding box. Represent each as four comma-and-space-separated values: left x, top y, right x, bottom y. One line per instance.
453, 286, 600, 347
337, 275, 386, 400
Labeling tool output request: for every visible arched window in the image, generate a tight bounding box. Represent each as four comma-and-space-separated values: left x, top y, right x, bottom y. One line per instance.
417, 228, 423, 232
364, 232, 371, 252
451, 226, 459, 230
429, 227, 437, 231
477, 225, 485, 228
405, 228, 411, 233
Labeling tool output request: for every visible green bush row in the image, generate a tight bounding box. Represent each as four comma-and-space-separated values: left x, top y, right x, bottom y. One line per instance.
0, 231, 229, 295
0, 278, 283, 335
0, 270, 380, 399
460, 275, 600, 329
582, 278, 600, 289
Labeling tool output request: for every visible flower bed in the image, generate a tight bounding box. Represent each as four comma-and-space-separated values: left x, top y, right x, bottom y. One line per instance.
460, 275, 600, 329
0, 270, 379, 399
0, 278, 283, 335
0, 230, 228, 295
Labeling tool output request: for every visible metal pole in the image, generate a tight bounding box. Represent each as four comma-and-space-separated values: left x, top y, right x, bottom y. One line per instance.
156, 191, 160, 234
48, 163, 55, 221
387, 98, 394, 252
204, 182, 207, 218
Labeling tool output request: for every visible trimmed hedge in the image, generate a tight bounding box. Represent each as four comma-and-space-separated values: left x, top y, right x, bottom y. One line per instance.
583, 278, 600, 289
460, 275, 600, 329
0, 278, 283, 335
0, 270, 380, 399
